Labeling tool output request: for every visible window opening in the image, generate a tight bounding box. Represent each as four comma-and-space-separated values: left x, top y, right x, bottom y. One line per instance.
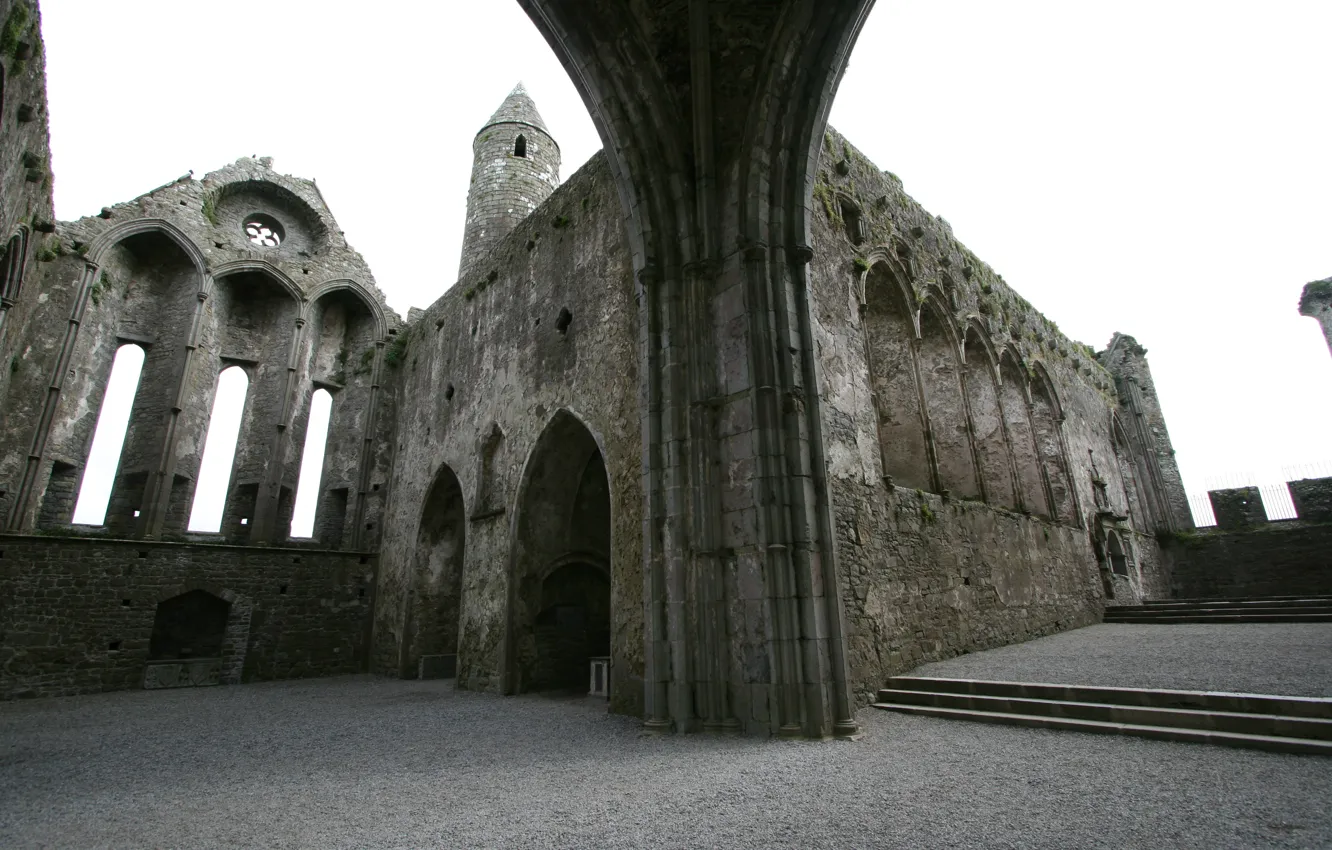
290, 388, 333, 538
243, 214, 284, 248
514, 135, 527, 158
188, 367, 250, 532
72, 345, 147, 526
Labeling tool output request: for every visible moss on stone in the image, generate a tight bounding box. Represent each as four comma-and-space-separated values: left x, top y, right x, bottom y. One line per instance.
0, 3, 31, 59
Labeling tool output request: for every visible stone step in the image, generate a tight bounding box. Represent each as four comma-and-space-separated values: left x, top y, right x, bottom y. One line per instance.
875, 689, 1332, 740
882, 677, 1332, 719
870, 702, 1332, 756
1128, 598, 1332, 611
1104, 613, 1332, 624
1105, 608, 1332, 619
1142, 595, 1332, 606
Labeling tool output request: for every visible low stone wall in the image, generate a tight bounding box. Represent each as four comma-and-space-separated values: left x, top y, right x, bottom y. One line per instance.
1163, 522, 1332, 599
836, 485, 1106, 705
0, 534, 376, 700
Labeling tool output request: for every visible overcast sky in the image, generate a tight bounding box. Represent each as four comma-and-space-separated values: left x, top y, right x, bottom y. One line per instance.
41, 1, 1332, 514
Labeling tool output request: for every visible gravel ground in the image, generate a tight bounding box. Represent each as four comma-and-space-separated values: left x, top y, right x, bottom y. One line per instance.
1, 673, 1329, 849
915, 623, 1332, 696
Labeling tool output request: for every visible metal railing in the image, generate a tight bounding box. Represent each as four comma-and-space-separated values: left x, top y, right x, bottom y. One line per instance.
1186, 460, 1332, 527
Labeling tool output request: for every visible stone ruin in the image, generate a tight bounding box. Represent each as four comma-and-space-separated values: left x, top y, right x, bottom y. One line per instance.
0, 0, 1326, 736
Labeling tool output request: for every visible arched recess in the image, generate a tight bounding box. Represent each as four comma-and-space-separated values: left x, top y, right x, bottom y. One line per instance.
918, 300, 979, 498
863, 261, 929, 490
1105, 530, 1131, 578
197, 270, 301, 541
0, 228, 28, 302
963, 325, 1016, 508
1029, 364, 1076, 523
997, 351, 1049, 517
508, 410, 612, 694
295, 283, 383, 548
0, 228, 28, 349
1111, 414, 1147, 530
45, 229, 206, 535
146, 585, 253, 686
404, 463, 467, 679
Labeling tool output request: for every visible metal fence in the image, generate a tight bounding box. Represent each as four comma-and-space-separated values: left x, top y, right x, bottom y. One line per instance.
1186, 460, 1332, 527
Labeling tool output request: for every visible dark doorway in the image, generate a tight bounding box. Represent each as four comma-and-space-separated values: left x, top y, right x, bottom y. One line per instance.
510, 411, 612, 694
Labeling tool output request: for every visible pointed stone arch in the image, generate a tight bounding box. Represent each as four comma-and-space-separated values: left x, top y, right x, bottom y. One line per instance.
1029, 361, 1076, 523
963, 323, 1016, 508
87, 218, 209, 279
863, 260, 929, 490
918, 297, 979, 498
997, 348, 1048, 517
505, 409, 612, 695
404, 461, 467, 679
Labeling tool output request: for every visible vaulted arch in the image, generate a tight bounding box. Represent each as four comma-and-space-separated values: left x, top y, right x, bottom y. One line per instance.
997, 349, 1048, 517
918, 298, 979, 498
507, 410, 611, 696
404, 462, 467, 679
963, 324, 1016, 508
863, 260, 929, 489
517, 0, 874, 737
1029, 361, 1076, 523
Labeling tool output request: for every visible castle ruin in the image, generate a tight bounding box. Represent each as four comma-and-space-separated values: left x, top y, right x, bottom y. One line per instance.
0, 0, 1326, 737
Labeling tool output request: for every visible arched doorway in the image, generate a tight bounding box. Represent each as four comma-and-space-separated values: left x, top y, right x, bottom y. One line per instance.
508, 411, 611, 695
405, 463, 466, 679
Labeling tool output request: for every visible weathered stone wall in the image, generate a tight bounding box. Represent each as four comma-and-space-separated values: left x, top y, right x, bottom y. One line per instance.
1164, 522, 1332, 599
0, 0, 56, 525
0, 156, 400, 547
377, 152, 643, 716
808, 129, 1174, 700
0, 534, 375, 700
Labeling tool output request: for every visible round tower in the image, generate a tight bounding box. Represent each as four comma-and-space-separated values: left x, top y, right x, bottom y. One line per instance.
457, 83, 561, 280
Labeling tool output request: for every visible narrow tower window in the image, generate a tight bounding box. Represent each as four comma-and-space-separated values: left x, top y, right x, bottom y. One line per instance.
290, 389, 333, 539
188, 367, 250, 532
514, 135, 527, 158
72, 344, 147, 525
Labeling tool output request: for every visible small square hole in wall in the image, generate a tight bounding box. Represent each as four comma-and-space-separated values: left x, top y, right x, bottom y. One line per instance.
962, 577, 970, 586
121, 599, 131, 607
292, 556, 301, 564
137, 550, 149, 559
279, 584, 288, 595
358, 588, 365, 598
359, 555, 370, 565
372, 483, 380, 492
108, 641, 121, 651
365, 523, 374, 531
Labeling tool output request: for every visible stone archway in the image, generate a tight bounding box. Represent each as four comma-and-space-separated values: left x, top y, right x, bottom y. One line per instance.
404, 463, 467, 679
507, 411, 611, 695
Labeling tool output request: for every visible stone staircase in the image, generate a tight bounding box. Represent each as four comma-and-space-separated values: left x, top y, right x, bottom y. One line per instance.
872, 676, 1332, 755
1103, 595, 1332, 624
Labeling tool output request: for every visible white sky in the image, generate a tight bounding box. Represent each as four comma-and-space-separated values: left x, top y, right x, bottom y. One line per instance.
41, 1, 1332, 507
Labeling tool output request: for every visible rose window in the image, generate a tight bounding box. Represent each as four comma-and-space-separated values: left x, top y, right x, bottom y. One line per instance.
243, 215, 284, 248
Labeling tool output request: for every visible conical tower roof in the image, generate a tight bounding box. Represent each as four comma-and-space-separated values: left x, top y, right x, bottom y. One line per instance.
481, 82, 549, 134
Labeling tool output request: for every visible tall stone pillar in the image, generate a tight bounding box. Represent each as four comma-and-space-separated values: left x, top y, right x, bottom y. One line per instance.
1299, 278, 1332, 363
519, 0, 876, 738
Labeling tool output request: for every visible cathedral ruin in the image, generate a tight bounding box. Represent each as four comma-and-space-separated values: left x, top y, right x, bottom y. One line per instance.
0, 0, 1325, 738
